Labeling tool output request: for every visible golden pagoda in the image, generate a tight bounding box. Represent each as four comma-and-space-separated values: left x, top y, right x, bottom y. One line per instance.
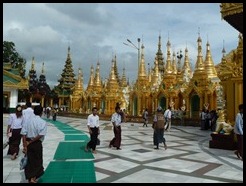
70, 68, 86, 113
56, 4, 242, 123
129, 43, 150, 116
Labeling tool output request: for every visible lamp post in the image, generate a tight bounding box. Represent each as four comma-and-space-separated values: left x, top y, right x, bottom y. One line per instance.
123, 38, 141, 68
123, 38, 141, 116
177, 49, 183, 72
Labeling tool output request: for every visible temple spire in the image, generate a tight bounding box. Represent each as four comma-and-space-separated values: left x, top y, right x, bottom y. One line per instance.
151, 58, 160, 88
121, 67, 128, 87
182, 47, 192, 77
204, 40, 218, 79
94, 61, 102, 86
75, 68, 83, 91
155, 34, 165, 75
165, 37, 173, 74
88, 65, 94, 86
138, 43, 147, 78
194, 30, 205, 72
172, 51, 177, 75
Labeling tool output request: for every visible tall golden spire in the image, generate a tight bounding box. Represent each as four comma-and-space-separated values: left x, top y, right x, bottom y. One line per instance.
194, 30, 205, 73
75, 68, 83, 90
94, 61, 102, 86
182, 47, 192, 77
191, 29, 208, 88
106, 58, 120, 91
86, 65, 94, 94
151, 58, 160, 87
204, 40, 218, 79
172, 51, 177, 75
121, 67, 127, 87
165, 38, 173, 74
138, 44, 147, 78
88, 65, 94, 86
109, 58, 117, 81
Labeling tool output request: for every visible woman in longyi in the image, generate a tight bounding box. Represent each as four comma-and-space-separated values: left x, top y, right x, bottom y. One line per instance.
6, 105, 24, 160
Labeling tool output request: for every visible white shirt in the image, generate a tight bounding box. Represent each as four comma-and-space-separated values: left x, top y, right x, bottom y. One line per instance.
20, 115, 47, 142
144, 111, 148, 119
87, 114, 99, 128
22, 107, 35, 128
234, 113, 243, 135
111, 112, 122, 126
164, 109, 171, 119
8, 113, 23, 129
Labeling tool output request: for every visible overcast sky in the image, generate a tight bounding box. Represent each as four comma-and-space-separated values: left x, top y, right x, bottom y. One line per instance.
3, 3, 240, 89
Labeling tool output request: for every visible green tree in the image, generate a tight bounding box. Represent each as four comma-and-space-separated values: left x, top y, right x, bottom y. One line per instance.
3, 41, 26, 78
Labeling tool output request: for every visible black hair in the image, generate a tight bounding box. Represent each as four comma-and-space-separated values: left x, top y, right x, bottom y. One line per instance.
92, 107, 97, 111
16, 105, 22, 112
15, 105, 23, 118
34, 105, 43, 115
115, 106, 120, 111
239, 104, 243, 110
26, 102, 32, 107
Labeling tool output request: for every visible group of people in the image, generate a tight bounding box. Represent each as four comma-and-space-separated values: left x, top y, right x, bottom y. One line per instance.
200, 109, 218, 131
6, 102, 47, 183
142, 107, 172, 132
5, 101, 242, 183
85, 104, 172, 154
85, 104, 124, 153
44, 106, 58, 121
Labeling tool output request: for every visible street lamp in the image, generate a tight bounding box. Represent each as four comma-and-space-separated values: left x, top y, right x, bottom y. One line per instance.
177, 49, 183, 72
123, 38, 141, 68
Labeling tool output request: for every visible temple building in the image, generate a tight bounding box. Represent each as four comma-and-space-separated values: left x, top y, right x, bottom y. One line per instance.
3, 62, 28, 112
52, 25, 240, 123
216, 3, 243, 122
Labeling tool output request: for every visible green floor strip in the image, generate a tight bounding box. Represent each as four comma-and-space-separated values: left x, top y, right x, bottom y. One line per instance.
54, 141, 94, 160
42, 118, 97, 183
38, 161, 96, 183
60, 130, 83, 134
65, 135, 89, 141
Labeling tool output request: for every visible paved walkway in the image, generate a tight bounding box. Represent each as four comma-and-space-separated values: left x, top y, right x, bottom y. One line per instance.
3, 114, 243, 183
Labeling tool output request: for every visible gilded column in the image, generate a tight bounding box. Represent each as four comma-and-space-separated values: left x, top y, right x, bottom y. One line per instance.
59, 98, 61, 108
41, 97, 44, 107
138, 97, 141, 116
235, 81, 243, 117
50, 99, 53, 108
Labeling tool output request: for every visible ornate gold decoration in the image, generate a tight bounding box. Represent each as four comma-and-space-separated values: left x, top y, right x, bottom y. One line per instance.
204, 103, 209, 110
220, 3, 243, 19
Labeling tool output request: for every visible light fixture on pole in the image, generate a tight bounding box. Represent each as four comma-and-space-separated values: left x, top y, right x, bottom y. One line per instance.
123, 38, 141, 68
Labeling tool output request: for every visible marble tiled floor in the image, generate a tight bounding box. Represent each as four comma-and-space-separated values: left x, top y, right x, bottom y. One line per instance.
3, 114, 243, 183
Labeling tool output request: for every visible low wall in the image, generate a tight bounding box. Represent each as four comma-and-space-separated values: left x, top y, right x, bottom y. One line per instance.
57, 112, 201, 127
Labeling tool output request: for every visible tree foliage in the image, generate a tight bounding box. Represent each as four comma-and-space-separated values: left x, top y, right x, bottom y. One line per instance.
3, 41, 26, 78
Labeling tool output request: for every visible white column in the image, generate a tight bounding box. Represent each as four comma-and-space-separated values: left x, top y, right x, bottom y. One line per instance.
10, 89, 18, 108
